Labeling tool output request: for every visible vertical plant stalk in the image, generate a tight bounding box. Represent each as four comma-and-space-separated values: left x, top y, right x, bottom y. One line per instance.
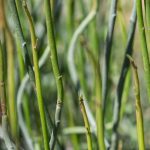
0, 41, 17, 150
9, 0, 35, 83
80, 38, 108, 149
145, 0, 150, 52
95, 63, 106, 150
1, 0, 18, 140
136, 0, 150, 102
0, 41, 6, 126
110, 2, 137, 149
103, 0, 118, 114
6, 29, 17, 140
79, 96, 93, 150
67, 0, 97, 87
128, 55, 145, 150
44, 0, 63, 149
17, 46, 50, 150
23, 1, 49, 150
145, 1, 150, 33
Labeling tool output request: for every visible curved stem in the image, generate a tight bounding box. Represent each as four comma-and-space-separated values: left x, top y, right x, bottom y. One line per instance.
67, 0, 97, 86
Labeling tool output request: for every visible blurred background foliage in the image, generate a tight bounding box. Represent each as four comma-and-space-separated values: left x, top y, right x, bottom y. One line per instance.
0, 0, 150, 149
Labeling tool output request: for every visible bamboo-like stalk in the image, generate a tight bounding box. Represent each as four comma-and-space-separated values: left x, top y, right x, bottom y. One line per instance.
136, 0, 150, 102
128, 55, 145, 150
110, 2, 137, 149
79, 96, 93, 150
103, 0, 118, 115
44, 0, 63, 149
23, 1, 49, 150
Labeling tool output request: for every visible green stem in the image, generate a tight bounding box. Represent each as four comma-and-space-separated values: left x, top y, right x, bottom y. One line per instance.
9, 0, 35, 83
80, 38, 106, 150
67, 0, 97, 86
103, 0, 118, 114
111, 2, 136, 149
23, 1, 49, 150
145, 1, 150, 31
17, 46, 50, 150
95, 63, 105, 150
0, 40, 6, 116
44, 0, 64, 149
128, 55, 145, 150
1, 0, 18, 140
136, 0, 150, 102
79, 96, 93, 150
0, 41, 17, 150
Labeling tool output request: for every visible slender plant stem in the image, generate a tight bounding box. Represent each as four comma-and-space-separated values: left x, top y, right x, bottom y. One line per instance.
103, 0, 118, 115
120, 69, 131, 119
128, 55, 145, 150
117, 0, 127, 43
9, 0, 35, 83
95, 62, 105, 150
145, 0, 150, 52
80, 38, 110, 149
0, 41, 17, 150
145, 1, 150, 33
67, 0, 97, 86
79, 96, 93, 150
17, 46, 50, 150
44, 0, 64, 149
136, 0, 150, 102
110, 2, 137, 149
1, 0, 18, 140
0, 40, 6, 119
23, 1, 49, 150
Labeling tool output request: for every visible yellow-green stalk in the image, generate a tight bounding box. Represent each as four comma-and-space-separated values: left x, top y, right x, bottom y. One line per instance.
128, 55, 145, 150
23, 1, 49, 150
79, 96, 93, 150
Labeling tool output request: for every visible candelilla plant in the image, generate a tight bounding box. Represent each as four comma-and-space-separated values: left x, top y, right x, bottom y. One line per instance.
0, 0, 150, 149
